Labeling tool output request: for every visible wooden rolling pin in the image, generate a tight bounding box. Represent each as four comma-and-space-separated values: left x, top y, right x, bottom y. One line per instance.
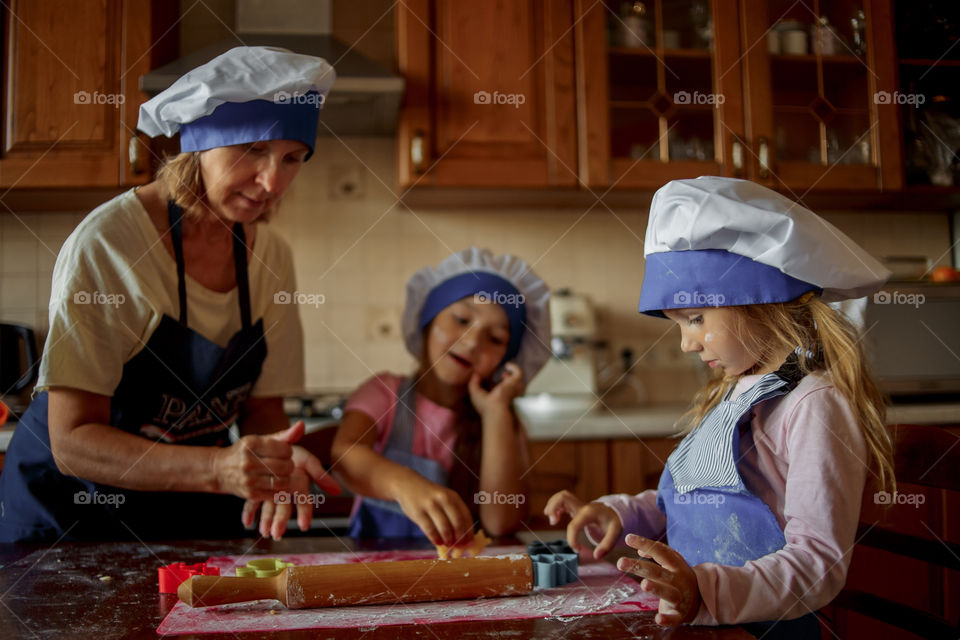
179, 554, 533, 608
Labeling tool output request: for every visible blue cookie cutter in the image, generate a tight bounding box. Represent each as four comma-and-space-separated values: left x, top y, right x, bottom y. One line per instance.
527, 540, 578, 588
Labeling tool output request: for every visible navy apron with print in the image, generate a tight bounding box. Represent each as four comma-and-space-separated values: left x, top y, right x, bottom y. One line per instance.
0, 201, 266, 542
656, 361, 821, 639
348, 377, 448, 539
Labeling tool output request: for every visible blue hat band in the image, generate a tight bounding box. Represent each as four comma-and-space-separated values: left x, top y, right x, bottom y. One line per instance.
180, 93, 321, 159
637, 249, 820, 318
420, 272, 527, 364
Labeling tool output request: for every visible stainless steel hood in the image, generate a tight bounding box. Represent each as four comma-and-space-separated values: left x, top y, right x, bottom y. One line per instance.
139, 33, 404, 136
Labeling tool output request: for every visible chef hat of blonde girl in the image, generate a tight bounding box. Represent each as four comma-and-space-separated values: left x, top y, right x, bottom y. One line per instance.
402, 248, 552, 384
637, 176, 891, 318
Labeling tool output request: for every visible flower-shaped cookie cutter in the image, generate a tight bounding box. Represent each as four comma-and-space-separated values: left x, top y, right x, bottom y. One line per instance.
158, 562, 220, 594
234, 558, 295, 577
527, 540, 578, 588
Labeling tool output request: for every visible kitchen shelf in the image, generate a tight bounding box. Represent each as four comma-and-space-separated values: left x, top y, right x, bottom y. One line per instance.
770, 53, 866, 65
772, 106, 869, 115
610, 100, 714, 111
608, 46, 711, 58
900, 58, 960, 68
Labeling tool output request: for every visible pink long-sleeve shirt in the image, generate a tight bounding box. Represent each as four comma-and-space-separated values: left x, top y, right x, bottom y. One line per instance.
589, 371, 869, 625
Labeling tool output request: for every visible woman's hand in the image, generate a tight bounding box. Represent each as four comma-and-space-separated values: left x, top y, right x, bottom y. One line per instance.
394, 473, 475, 547
468, 362, 524, 418
242, 463, 311, 539
543, 490, 623, 560
214, 424, 300, 500
238, 422, 341, 539
617, 534, 701, 626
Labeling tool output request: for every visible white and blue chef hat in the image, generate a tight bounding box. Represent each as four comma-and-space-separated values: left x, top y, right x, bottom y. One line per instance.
638, 177, 891, 317
137, 47, 335, 159
403, 248, 552, 383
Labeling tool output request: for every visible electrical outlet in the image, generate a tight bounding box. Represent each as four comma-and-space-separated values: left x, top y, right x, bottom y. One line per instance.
366, 306, 401, 341
328, 164, 365, 200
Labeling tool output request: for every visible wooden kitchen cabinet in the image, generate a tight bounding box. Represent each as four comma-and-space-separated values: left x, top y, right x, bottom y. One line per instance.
525, 437, 678, 529
395, 0, 578, 188
400, 0, 904, 193
738, 0, 902, 191
579, 0, 902, 191
575, 0, 746, 188
0, 0, 156, 188
526, 440, 607, 528
828, 424, 960, 639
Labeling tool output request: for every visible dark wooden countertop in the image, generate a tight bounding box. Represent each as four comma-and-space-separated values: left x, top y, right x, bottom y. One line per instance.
0, 536, 754, 639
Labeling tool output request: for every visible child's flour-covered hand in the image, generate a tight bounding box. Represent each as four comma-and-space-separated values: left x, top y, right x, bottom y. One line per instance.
394, 472, 475, 547
617, 533, 701, 626
543, 490, 624, 560
468, 362, 524, 419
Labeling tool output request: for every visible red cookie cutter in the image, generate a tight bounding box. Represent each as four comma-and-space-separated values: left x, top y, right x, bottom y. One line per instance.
158, 562, 220, 594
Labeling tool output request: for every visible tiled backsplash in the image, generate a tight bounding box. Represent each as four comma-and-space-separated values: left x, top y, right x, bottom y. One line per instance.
1, 137, 954, 402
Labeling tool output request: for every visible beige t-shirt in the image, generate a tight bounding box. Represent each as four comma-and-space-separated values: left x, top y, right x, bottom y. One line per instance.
38, 189, 304, 398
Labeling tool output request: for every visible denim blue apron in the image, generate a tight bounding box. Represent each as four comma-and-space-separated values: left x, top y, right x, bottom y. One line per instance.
0, 201, 267, 542
656, 365, 821, 638
348, 378, 448, 539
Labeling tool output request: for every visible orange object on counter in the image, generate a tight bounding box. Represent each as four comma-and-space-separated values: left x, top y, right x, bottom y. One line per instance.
930, 266, 960, 282
436, 529, 492, 560
0, 400, 8, 427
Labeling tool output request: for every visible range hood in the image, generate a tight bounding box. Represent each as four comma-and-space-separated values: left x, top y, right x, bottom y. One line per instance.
139, 2, 404, 136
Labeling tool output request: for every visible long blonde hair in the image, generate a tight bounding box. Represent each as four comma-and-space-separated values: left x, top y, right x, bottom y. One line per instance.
678, 292, 895, 494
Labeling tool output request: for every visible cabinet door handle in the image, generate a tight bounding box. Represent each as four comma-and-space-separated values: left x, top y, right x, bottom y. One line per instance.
758, 137, 770, 179
410, 131, 426, 174
128, 136, 143, 175
732, 138, 743, 178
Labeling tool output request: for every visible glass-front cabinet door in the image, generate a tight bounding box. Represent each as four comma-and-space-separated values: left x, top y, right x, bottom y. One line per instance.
576, 0, 746, 188
739, 0, 902, 190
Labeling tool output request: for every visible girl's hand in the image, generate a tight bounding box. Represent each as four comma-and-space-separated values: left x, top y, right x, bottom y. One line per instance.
543, 490, 623, 560
617, 534, 701, 626
394, 474, 475, 547
468, 362, 524, 418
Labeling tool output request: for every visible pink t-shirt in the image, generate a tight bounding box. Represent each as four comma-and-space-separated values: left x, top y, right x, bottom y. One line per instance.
344, 372, 459, 472
590, 371, 869, 625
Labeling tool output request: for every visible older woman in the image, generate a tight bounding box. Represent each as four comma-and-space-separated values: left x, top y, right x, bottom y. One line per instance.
0, 47, 339, 542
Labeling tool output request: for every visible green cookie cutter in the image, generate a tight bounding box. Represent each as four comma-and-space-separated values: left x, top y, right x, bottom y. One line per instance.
235, 558, 294, 577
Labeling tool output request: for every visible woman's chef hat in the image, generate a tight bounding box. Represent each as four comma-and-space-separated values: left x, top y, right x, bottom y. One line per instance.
403, 247, 552, 383
637, 177, 891, 317
137, 47, 335, 159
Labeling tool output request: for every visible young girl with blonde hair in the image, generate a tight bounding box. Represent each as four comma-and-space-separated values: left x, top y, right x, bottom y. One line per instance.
545, 177, 894, 638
